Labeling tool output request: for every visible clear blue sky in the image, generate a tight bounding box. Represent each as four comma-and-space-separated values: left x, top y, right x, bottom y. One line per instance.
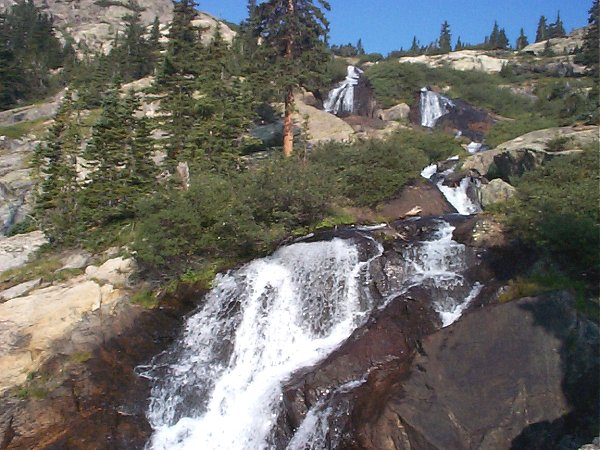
197, 0, 592, 54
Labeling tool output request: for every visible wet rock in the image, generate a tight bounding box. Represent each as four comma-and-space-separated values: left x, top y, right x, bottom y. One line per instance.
379, 178, 457, 220
479, 178, 516, 208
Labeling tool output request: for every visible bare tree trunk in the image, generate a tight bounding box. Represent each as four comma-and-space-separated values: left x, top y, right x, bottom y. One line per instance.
283, 0, 295, 158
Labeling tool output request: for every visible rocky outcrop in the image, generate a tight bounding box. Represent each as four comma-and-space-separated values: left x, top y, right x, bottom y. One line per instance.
462, 126, 597, 178
479, 178, 516, 208
278, 292, 599, 450
0, 231, 47, 273
399, 50, 509, 73
0, 91, 63, 128
0, 256, 136, 392
521, 28, 586, 56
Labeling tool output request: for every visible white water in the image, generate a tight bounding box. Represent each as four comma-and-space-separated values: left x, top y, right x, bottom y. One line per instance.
144, 238, 381, 450
419, 88, 454, 128
421, 162, 481, 215
324, 66, 363, 116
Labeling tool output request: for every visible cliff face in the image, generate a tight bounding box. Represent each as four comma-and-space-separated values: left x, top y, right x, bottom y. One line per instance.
0, 0, 236, 53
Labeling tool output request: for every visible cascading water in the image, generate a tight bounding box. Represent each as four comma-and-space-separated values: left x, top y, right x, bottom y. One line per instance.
419, 87, 454, 128
142, 237, 382, 450
323, 66, 363, 116
278, 220, 483, 448
421, 161, 482, 215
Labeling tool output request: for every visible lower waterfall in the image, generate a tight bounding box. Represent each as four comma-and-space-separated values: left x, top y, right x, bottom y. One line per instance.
142, 237, 382, 450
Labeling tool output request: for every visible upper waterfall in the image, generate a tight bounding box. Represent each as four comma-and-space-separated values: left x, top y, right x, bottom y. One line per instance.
323, 66, 363, 116
419, 87, 454, 128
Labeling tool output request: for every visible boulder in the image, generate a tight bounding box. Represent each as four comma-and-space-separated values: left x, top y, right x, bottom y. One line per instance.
379, 178, 457, 220
0, 278, 41, 302
60, 250, 92, 270
85, 256, 136, 286
293, 99, 355, 145
463, 126, 597, 178
0, 91, 63, 127
479, 178, 516, 208
379, 103, 410, 121
0, 231, 48, 273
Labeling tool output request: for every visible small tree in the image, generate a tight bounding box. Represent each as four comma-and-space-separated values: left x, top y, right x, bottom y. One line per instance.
516, 28, 529, 50
438, 21, 452, 53
536, 15, 548, 42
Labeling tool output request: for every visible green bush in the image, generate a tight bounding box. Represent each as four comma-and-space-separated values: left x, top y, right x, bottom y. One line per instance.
503, 145, 599, 282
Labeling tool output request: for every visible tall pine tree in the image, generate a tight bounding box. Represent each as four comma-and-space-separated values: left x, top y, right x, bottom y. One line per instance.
536, 15, 548, 42
516, 28, 529, 50
438, 21, 452, 53
254, 0, 330, 157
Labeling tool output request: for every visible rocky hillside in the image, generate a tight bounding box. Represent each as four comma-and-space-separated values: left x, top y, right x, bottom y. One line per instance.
0, 0, 235, 53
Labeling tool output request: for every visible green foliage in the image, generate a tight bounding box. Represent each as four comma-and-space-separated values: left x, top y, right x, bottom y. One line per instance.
503, 146, 599, 282
131, 288, 158, 308
575, 0, 599, 75
365, 61, 534, 116
0, 0, 65, 110
485, 116, 557, 148
5, 217, 37, 237
438, 21, 452, 54
498, 273, 586, 304
0, 117, 48, 139
0, 254, 62, 290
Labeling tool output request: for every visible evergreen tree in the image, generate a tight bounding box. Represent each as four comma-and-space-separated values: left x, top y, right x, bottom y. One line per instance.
254, 0, 330, 157
455, 36, 463, 51
576, 0, 599, 75
536, 15, 548, 42
548, 11, 566, 38
438, 20, 452, 53
516, 28, 529, 50
356, 38, 365, 55
34, 93, 82, 242
486, 21, 509, 49
409, 35, 420, 55
80, 88, 156, 228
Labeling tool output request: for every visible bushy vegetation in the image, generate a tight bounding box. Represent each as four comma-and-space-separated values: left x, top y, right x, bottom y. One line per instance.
501, 146, 599, 285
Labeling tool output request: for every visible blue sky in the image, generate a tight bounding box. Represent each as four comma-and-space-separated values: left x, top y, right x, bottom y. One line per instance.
197, 0, 592, 54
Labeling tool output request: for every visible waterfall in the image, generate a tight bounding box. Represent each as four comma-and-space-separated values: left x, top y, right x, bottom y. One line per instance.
323, 66, 363, 116
419, 87, 454, 128
421, 161, 481, 215
281, 220, 483, 448
142, 237, 382, 450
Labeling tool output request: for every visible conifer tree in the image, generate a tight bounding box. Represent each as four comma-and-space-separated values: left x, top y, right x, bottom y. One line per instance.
409, 36, 420, 55
438, 20, 452, 53
516, 28, 529, 50
455, 36, 463, 51
34, 94, 82, 242
548, 11, 566, 38
254, 0, 330, 157
536, 15, 548, 42
577, 0, 599, 75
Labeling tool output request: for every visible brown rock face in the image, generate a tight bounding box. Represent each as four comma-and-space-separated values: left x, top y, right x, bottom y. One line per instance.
379, 178, 457, 220
277, 293, 599, 450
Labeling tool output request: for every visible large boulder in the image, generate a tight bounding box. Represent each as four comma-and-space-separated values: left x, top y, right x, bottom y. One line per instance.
521, 28, 586, 56
463, 126, 597, 178
479, 178, 516, 208
293, 99, 356, 145
0, 91, 63, 128
379, 103, 410, 121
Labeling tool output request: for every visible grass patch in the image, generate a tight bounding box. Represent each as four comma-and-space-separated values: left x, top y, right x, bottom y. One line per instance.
0, 117, 49, 139
70, 351, 93, 363
16, 386, 48, 400
130, 288, 158, 309
0, 256, 62, 289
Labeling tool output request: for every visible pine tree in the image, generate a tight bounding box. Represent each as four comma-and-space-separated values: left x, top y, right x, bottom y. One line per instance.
409, 36, 420, 55
516, 28, 529, 50
577, 0, 599, 74
34, 93, 82, 242
438, 20, 452, 53
356, 38, 365, 55
536, 15, 548, 42
548, 11, 566, 38
455, 36, 463, 51
254, 0, 330, 157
